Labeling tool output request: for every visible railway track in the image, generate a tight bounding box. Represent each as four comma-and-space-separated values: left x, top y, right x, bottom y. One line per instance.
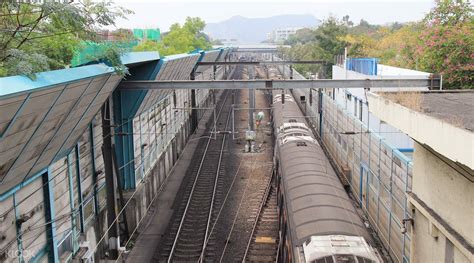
242, 174, 278, 262
156, 66, 244, 262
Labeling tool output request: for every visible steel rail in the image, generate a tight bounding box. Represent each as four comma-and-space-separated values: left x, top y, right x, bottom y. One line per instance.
200, 92, 233, 262
241, 168, 274, 262
167, 90, 231, 262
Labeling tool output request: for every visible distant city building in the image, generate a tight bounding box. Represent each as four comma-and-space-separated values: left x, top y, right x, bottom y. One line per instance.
267, 27, 302, 43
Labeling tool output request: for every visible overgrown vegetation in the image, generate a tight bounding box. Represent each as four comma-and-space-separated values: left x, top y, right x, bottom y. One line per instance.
0, 1, 132, 78
133, 17, 212, 56
282, 0, 473, 89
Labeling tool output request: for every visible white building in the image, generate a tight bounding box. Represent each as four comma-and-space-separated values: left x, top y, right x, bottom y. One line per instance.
268, 27, 302, 43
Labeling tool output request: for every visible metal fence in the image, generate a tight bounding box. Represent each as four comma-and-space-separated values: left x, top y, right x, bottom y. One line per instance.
317, 93, 412, 262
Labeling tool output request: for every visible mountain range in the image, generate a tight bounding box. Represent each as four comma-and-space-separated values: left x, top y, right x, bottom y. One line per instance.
204, 14, 320, 44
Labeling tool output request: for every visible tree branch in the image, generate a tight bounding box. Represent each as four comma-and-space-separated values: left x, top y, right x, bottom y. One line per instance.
15, 9, 44, 50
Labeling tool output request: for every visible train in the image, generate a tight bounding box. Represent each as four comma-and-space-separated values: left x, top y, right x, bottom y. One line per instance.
271, 89, 382, 263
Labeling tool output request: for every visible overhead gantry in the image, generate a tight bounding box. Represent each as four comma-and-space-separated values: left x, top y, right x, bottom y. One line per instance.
118, 78, 442, 91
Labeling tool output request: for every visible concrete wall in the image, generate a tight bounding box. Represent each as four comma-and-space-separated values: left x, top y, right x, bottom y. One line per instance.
410, 142, 473, 262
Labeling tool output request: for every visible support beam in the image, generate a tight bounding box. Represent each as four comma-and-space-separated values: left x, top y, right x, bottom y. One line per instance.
197, 60, 326, 66
118, 78, 441, 91
43, 168, 59, 263
233, 49, 278, 53
101, 99, 118, 259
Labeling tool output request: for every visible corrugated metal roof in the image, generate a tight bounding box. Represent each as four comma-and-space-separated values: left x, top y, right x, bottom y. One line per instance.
0, 64, 115, 97
0, 65, 121, 194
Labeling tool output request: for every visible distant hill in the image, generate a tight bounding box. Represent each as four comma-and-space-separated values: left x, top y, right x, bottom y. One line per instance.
204, 14, 320, 44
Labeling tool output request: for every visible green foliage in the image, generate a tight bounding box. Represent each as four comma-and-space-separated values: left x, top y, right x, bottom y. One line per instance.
283, 0, 473, 88
281, 17, 348, 78
133, 40, 161, 52
159, 17, 212, 56
0, 1, 132, 78
133, 17, 212, 56
82, 42, 128, 76
285, 28, 316, 45
417, 0, 473, 89
313, 17, 348, 61
2, 49, 50, 79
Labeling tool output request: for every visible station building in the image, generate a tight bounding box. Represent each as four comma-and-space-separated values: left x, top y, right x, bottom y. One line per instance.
0, 48, 232, 262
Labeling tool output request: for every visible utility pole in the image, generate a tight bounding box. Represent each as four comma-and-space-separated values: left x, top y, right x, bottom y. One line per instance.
101, 98, 118, 259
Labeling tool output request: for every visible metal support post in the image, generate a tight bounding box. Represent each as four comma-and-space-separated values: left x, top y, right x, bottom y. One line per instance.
191, 90, 197, 132
43, 169, 59, 262
101, 99, 118, 259
248, 65, 255, 131
249, 88, 255, 131
232, 105, 235, 140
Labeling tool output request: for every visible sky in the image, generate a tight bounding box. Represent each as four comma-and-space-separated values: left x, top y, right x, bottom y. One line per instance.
112, 0, 436, 30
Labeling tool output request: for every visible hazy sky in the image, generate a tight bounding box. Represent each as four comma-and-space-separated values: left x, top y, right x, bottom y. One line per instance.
112, 0, 436, 30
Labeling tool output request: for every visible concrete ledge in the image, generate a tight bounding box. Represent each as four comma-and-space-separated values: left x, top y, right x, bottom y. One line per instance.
367, 92, 474, 169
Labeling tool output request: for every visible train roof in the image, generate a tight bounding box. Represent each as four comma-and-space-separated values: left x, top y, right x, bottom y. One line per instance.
279, 140, 371, 246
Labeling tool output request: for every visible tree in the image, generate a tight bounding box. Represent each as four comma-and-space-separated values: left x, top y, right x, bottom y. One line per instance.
134, 17, 212, 56
342, 15, 354, 27
133, 40, 161, 52
282, 17, 348, 77
284, 28, 316, 45
417, 0, 473, 89
159, 17, 212, 55
211, 38, 224, 45
0, 1, 132, 77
